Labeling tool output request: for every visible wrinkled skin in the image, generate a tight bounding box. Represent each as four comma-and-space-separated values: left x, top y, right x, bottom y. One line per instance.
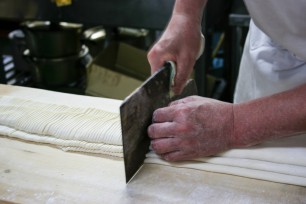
147, 96, 234, 161
147, 14, 203, 95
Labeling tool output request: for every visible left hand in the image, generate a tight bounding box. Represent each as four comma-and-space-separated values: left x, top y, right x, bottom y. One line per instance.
147, 96, 234, 161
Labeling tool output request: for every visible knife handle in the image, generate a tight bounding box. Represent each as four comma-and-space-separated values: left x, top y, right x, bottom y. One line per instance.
197, 34, 205, 60
165, 61, 176, 87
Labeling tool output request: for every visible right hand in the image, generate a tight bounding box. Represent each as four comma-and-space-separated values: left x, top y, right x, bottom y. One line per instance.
147, 14, 204, 95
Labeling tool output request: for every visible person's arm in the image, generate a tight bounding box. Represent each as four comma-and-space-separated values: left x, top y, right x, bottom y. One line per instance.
148, 83, 306, 161
232, 83, 306, 147
148, 0, 208, 94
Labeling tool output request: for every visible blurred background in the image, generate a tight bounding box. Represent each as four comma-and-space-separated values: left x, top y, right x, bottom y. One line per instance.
0, 0, 250, 102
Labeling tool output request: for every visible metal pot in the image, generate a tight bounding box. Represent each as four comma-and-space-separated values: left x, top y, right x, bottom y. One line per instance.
22, 21, 83, 58
23, 45, 91, 87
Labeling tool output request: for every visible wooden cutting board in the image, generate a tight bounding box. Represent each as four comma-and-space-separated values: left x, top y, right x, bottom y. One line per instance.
1, 137, 306, 204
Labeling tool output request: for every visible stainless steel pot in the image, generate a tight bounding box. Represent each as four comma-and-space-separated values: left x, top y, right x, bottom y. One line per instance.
22, 21, 83, 58
23, 45, 91, 87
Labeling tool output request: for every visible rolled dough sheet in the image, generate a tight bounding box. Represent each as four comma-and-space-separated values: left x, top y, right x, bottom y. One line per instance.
146, 131, 306, 186
1, 84, 306, 187
0, 85, 123, 157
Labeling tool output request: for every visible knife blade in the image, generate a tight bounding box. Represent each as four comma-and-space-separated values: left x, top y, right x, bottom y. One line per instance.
120, 61, 197, 183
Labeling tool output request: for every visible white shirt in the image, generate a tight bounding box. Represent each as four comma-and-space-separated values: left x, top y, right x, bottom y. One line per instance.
234, 0, 306, 103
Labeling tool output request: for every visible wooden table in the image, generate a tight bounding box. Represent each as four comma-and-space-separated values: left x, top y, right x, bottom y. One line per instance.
1, 136, 306, 204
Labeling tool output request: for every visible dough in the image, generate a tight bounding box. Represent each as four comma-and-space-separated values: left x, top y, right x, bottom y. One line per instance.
146, 156, 306, 187
146, 133, 306, 186
0, 95, 123, 157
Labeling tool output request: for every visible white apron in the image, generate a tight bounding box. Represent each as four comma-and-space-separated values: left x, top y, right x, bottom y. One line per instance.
234, 0, 306, 103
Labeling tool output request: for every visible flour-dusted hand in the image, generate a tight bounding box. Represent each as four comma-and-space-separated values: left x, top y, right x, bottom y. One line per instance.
147, 96, 234, 161
147, 0, 207, 95
147, 17, 202, 95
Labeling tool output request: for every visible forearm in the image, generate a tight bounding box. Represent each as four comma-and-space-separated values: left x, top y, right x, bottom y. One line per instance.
172, 0, 208, 25
148, 0, 208, 94
232, 83, 306, 147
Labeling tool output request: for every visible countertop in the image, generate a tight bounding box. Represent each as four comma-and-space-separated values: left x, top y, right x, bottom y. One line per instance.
1, 137, 306, 204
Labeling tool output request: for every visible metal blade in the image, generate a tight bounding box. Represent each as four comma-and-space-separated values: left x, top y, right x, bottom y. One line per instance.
120, 64, 172, 183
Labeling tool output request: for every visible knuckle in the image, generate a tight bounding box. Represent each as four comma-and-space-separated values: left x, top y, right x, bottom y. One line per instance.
147, 50, 155, 61
176, 121, 191, 133
179, 138, 192, 149
169, 99, 181, 106
148, 45, 162, 58
188, 95, 199, 101
179, 106, 190, 115
147, 45, 157, 56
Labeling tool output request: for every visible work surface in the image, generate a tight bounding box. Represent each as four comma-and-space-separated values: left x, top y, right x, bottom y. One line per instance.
1, 137, 306, 203
0, 84, 306, 203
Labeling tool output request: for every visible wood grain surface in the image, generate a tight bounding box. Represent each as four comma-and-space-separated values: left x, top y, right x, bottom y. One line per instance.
1, 137, 306, 204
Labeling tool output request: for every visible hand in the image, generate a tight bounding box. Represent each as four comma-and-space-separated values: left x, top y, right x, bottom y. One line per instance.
147, 96, 234, 161
147, 14, 203, 95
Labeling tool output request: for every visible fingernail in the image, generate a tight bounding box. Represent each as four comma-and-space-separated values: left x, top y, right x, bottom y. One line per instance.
152, 112, 157, 123
147, 126, 153, 138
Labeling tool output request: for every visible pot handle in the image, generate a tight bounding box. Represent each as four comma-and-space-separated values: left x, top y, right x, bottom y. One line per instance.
22, 49, 32, 63
22, 49, 41, 83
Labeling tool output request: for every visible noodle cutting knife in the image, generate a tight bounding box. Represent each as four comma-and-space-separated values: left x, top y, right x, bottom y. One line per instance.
120, 61, 198, 183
